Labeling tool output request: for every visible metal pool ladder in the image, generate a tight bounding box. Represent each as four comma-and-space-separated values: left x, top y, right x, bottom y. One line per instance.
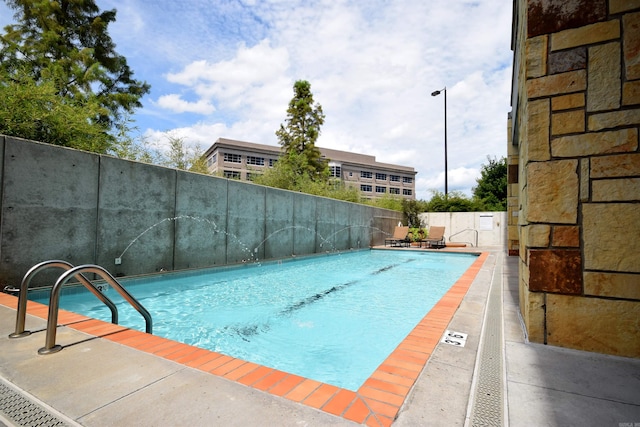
8, 260, 152, 355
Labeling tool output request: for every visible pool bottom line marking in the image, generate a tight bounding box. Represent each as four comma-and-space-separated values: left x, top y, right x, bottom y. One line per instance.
212, 261, 416, 343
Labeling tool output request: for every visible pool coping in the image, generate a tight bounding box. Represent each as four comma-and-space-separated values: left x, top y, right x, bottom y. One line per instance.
1, 251, 488, 427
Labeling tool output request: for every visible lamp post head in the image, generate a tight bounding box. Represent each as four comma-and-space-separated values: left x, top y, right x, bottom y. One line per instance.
431, 90, 441, 96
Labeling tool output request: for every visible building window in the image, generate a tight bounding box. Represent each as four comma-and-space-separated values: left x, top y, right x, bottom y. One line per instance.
403, 176, 413, 184
246, 172, 260, 181
223, 153, 241, 163
269, 158, 277, 167
375, 186, 386, 193
390, 187, 400, 195
207, 153, 217, 167
360, 184, 372, 192
375, 173, 387, 181
361, 171, 373, 179
224, 170, 241, 179
390, 175, 400, 182
330, 165, 341, 178
247, 156, 264, 166
403, 188, 413, 196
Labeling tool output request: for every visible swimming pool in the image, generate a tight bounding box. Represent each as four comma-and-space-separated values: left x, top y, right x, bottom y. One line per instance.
31, 249, 477, 391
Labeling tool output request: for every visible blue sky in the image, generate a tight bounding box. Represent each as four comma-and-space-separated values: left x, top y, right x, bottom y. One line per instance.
1, 0, 513, 200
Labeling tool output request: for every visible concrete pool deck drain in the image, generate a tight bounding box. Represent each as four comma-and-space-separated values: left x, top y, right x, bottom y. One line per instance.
466, 250, 504, 426
2, 250, 640, 426
0, 377, 78, 427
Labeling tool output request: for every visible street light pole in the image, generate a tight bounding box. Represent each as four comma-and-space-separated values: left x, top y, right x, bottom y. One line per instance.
431, 87, 448, 197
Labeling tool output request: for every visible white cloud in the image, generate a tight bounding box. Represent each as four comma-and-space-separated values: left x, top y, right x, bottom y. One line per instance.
156, 94, 216, 115
163, 40, 291, 118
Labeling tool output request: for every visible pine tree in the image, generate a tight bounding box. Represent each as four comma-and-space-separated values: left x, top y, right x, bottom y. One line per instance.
0, 0, 150, 133
472, 156, 507, 211
275, 80, 328, 180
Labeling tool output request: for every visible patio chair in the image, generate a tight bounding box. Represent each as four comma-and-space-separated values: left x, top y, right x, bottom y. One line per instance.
384, 226, 410, 247
420, 226, 446, 249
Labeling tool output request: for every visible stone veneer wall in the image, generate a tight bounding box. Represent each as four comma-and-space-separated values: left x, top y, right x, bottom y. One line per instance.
510, 0, 640, 358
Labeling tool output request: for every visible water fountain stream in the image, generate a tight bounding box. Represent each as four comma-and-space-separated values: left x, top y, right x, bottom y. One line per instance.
116, 215, 394, 270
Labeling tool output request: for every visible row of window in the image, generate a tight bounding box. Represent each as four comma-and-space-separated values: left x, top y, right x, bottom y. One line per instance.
220, 153, 276, 167
224, 170, 265, 180
360, 185, 412, 196
359, 171, 412, 183
223, 153, 242, 163
223, 170, 241, 179
214, 152, 413, 185
224, 169, 413, 196
247, 156, 266, 166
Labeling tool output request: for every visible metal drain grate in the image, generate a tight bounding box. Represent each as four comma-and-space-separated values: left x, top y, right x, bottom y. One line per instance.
0, 381, 71, 427
468, 253, 505, 427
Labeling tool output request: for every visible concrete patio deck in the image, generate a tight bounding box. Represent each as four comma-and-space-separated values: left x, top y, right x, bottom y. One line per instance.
1, 249, 639, 426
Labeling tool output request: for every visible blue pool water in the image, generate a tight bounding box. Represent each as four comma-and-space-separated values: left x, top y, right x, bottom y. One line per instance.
31, 250, 477, 391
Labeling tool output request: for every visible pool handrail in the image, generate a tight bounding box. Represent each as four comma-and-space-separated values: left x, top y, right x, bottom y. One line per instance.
448, 228, 479, 247
9, 260, 119, 338
39, 264, 152, 355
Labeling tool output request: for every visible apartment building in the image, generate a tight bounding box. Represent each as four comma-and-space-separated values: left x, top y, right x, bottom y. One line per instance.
204, 138, 417, 200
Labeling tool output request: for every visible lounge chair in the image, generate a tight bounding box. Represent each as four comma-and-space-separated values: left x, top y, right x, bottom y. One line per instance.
420, 226, 446, 249
384, 226, 410, 247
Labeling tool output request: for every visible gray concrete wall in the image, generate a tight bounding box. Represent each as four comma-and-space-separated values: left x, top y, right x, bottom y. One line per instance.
0, 136, 402, 287
418, 211, 507, 247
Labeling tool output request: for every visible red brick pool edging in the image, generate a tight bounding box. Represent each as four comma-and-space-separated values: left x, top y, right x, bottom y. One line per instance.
0, 252, 488, 427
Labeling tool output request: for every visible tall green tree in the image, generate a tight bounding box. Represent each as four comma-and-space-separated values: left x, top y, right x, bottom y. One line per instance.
0, 68, 112, 151
111, 128, 209, 174
0, 0, 150, 143
156, 133, 209, 174
473, 156, 507, 211
275, 80, 328, 180
108, 113, 155, 163
402, 199, 424, 227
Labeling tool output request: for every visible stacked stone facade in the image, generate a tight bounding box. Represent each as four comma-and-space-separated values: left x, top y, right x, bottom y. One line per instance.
510, 0, 640, 358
